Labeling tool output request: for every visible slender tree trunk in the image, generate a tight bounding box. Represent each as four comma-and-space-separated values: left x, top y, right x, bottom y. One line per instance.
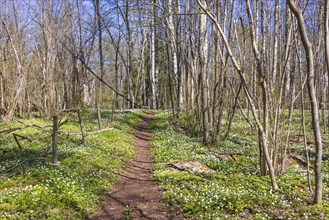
271, 0, 281, 172
96, 0, 103, 129
1, 18, 25, 122
246, 0, 277, 183
167, 0, 182, 112
78, 109, 86, 146
301, 71, 312, 192
224, 82, 242, 140
150, 0, 157, 109
199, 0, 209, 143
125, 0, 133, 109
198, 0, 278, 190
325, 0, 329, 132
52, 115, 59, 164
166, 32, 176, 118
288, 0, 323, 204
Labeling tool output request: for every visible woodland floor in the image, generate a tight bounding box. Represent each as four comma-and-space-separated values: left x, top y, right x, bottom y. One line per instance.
89, 113, 169, 220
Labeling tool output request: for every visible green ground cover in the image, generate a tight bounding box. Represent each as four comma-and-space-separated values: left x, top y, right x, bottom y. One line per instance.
152, 111, 329, 219
0, 110, 144, 219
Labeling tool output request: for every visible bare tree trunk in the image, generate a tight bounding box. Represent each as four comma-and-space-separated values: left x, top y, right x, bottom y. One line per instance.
199, 0, 209, 143
301, 72, 312, 192
0, 68, 4, 109
246, 0, 277, 184
125, 0, 134, 109
150, 0, 157, 109
95, 0, 103, 129
325, 0, 329, 132
166, 0, 182, 112
78, 109, 86, 146
288, 0, 323, 204
197, 0, 278, 190
137, 25, 147, 106
271, 0, 282, 172
52, 115, 58, 164
224, 82, 242, 140
165, 32, 176, 118
1, 18, 25, 121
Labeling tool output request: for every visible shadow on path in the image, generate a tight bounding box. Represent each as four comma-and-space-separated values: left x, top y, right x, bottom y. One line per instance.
89, 113, 168, 220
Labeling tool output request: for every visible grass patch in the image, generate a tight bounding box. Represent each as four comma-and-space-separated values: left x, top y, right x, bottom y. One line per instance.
0, 109, 145, 219
152, 111, 329, 219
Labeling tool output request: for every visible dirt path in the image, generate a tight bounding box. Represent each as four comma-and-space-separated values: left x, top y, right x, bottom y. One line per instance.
89, 113, 168, 220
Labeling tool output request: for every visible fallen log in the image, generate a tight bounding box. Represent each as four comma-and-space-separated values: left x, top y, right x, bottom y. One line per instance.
290, 154, 314, 169
208, 149, 242, 162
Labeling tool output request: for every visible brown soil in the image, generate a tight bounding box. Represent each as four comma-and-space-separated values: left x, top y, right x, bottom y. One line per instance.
89, 113, 169, 220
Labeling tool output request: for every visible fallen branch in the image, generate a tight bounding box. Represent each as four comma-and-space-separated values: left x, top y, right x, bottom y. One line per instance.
0, 145, 51, 175
13, 134, 22, 150
60, 109, 79, 113
16, 120, 51, 131
12, 133, 33, 150
59, 40, 141, 108
165, 161, 213, 182
13, 133, 32, 142
208, 150, 242, 162
58, 117, 68, 126
0, 148, 8, 153
58, 127, 113, 136
167, 163, 185, 171
0, 127, 22, 134
291, 154, 314, 169
15, 117, 68, 132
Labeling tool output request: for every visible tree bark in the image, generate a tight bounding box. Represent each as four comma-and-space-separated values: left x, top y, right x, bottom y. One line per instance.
52, 115, 59, 164
199, 0, 209, 143
150, 0, 158, 109
325, 0, 329, 133
287, 0, 323, 204
1, 18, 26, 122
95, 0, 103, 129
197, 0, 278, 190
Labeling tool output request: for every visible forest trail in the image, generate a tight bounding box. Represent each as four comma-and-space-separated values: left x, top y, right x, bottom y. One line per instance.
89, 112, 168, 220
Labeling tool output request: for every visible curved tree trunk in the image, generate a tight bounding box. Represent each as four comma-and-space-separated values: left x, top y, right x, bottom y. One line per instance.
197, 0, 278, 190
287, 0, 323, 204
